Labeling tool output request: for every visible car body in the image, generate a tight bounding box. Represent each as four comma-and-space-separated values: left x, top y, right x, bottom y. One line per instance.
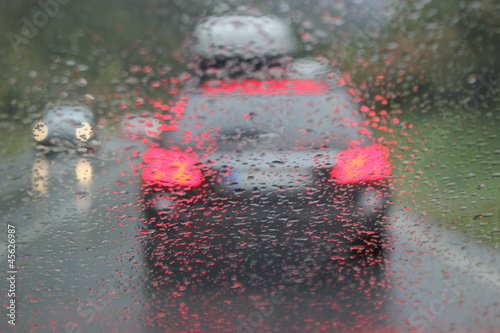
140, 15, 393, 286
33, 102, 98, 153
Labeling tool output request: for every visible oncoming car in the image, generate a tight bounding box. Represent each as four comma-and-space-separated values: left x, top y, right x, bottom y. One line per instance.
140, 14, 393, 287
33, 102, 98, 152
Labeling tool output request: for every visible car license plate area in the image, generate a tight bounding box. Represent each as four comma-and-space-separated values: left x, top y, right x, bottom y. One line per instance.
217, 165, 314, 193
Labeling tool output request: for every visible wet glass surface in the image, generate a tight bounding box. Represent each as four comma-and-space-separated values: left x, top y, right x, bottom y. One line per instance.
0, 1, 499, 332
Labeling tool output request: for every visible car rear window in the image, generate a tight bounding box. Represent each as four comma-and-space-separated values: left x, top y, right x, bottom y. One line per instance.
162, 80, 370, 152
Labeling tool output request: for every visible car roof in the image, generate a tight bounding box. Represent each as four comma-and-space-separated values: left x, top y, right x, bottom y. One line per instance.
190, 14, 297, 59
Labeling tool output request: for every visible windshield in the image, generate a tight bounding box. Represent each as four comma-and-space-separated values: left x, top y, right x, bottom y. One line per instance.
1, 1, 499, 332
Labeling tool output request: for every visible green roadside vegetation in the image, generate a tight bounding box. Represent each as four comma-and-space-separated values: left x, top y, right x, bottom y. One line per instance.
0, 0, 181, 157
389, 105, 500, 248
330, 0, 500, 248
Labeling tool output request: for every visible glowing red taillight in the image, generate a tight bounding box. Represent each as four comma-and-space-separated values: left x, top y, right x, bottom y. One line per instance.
142, 148, 203, 187
331, 144, 392, 184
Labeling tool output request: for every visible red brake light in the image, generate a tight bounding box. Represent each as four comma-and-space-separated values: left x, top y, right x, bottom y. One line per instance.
142, 148, 203, 187
331, 144, 392, 184
201, 79, 332, 96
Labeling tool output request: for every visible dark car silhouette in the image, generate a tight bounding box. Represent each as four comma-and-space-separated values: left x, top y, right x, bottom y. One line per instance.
140, 14, 393, 287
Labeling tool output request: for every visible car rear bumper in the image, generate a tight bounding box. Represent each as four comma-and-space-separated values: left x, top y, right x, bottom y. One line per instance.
142, 183, 389, 264
141, 184, 389, 287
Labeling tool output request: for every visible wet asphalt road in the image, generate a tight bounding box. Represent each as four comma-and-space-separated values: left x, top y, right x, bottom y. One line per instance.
1, 137, 499, 333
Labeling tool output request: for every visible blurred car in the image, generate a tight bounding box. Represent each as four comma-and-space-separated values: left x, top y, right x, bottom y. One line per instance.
32, 102, 98, 153
189, 13, 297, 80
141, 14, 393, 287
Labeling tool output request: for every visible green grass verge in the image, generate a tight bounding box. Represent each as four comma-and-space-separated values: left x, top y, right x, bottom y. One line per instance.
392, 110, 500, 248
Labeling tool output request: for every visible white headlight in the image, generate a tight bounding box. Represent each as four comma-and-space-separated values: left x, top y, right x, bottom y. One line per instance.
76, 122, 93, 142
33, 122, 49, 142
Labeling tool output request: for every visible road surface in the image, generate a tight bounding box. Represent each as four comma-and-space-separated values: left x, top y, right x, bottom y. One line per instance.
1, 136, 499, 332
